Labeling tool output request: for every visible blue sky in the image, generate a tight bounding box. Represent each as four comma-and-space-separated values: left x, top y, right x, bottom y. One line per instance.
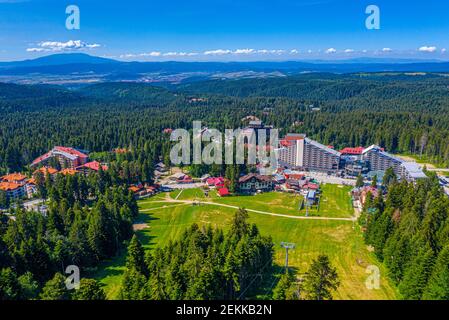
1, 0, 449, 61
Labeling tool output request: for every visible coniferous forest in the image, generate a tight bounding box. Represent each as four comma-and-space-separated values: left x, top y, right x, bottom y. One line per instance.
1, 73, 449, 300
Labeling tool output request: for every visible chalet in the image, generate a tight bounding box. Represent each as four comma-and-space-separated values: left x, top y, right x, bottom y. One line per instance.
128, 184, 158, 199
238, 174, 274, 193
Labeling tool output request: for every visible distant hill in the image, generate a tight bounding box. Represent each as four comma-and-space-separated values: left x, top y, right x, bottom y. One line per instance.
2, 53, 449, 85
78, 82, 181, 105
0, 53, 116, 68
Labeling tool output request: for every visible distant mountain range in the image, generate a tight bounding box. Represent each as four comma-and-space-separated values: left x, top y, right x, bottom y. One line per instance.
1, 53, 449, 86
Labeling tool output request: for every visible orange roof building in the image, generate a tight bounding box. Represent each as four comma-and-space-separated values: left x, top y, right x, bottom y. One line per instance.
34, 167, 59, 176
60, 168, 77, 176
1, 173, 27, 184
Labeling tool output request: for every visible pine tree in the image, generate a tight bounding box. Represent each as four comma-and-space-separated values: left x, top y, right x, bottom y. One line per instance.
17, 272, 39, 300
40, 273, 71, 300
126, 235, 147, 275
0, 268, 21, 300
72, 279, 106, 300
356, 174, 364, 188
398, 244, 435, 300
273, 272, 299, 300
422, 245, 449, 300
302, 255, 339, 300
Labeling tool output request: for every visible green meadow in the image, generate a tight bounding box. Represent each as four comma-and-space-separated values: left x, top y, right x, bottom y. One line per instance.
93, 185, 398, 300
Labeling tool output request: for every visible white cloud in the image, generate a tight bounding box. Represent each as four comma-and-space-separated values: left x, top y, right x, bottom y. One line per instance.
326, 48, 337, 54
163, 52, 198, 57
344, 49, 354, 53
233, 48, 255, 54
147, 51, 162, 57
204, 49, 232, 55
290, 49, 299, 54
27, 40, 100, 52
382, 48, 392, 52
442, 48, 447, 53
418, 46, 437, 53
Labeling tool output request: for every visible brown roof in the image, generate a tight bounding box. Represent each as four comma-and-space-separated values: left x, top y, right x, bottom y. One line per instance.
239, 173, 272, 183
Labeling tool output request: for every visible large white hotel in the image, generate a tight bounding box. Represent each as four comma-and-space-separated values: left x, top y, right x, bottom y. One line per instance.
276, 134, 427, 182
276, 134, 341, 173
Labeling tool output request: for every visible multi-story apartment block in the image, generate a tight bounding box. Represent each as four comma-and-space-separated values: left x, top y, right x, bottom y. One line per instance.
0, 173, 28, 201
362, 145, 404, 176
277, 134, 341, 172
31, 146, 88, 169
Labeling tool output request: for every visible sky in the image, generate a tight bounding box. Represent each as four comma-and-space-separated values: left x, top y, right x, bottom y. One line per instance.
1, 0, 449, 62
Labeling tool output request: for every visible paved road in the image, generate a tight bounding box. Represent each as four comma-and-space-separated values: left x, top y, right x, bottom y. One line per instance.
148, 198, 356, 222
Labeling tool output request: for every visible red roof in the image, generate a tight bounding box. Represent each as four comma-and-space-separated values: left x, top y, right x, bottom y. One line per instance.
206, 177, 224, 187
285, 135, 304, 141
280, 140, 293, 147
303, 183, 319, 190
218, 188, 230, 196
340, 147, 364, 155
79, 161, 108, 172
284, 173, 304, 180
54, 146, 88, 159
31, 146, 88, 166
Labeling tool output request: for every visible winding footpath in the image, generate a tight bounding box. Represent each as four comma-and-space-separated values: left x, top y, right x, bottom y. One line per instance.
143, 194, 356, 222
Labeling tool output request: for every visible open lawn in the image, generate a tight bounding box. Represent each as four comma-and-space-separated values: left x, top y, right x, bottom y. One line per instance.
94, 188, 398, 300
172, 184, 353, 218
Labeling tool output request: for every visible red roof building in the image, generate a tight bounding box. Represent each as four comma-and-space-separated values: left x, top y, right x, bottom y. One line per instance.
206, 177, 225, 188
76, 161, 108, 175
31, 146, 88, 169
218, 188, 230, 197
1, 173, 27, 184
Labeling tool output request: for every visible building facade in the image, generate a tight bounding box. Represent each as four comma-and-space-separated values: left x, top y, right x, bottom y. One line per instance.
277, 134, 341, 173
31, 146, 89, 169
238, 174, 274, 193
362, 145, 404, 176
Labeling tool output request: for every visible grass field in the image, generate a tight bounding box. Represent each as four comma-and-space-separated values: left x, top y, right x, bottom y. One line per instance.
93, 186, 398, 300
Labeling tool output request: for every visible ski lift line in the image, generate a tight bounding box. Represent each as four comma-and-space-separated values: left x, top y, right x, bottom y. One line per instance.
237, 258, 273, 300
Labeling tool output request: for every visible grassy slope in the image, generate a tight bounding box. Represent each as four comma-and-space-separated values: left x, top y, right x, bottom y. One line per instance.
94, 186, 398, 300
